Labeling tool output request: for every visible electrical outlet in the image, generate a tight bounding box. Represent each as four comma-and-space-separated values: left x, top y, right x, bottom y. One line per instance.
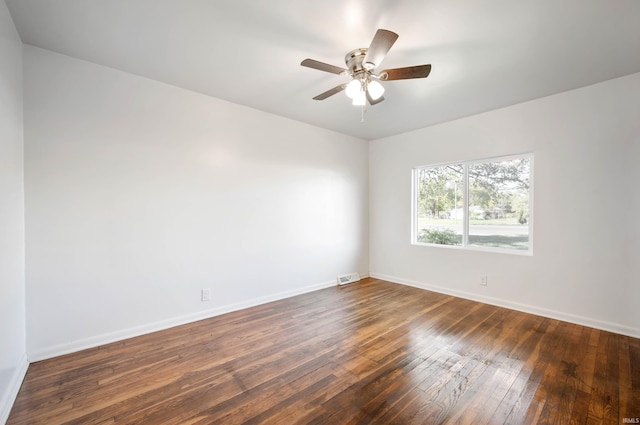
201, 288, 211, 302
480, 275, 488, 286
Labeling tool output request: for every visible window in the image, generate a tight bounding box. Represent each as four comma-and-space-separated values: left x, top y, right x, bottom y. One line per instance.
413, 154, 532, 254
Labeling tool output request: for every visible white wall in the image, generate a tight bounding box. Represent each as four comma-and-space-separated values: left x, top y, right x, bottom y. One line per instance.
370, 72, 640, 338
629, 116, 640, 335
0, 1, 27, 423
23, 46, 369, 360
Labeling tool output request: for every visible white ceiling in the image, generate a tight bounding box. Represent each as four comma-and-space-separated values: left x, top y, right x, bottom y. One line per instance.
6, 0, 640, 140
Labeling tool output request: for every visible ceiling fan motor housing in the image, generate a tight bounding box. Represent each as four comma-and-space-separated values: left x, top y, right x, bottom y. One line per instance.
345, 48, 368, 76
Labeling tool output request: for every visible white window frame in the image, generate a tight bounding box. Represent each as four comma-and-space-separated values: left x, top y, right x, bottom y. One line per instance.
411, 153, 533, 255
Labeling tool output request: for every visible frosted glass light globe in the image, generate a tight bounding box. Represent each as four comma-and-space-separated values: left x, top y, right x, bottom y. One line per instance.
352, 90, 366, 106
367, 80, 385, 100
345, 79, 362, 99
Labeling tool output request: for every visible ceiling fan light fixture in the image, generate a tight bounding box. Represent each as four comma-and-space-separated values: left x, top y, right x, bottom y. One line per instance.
345, 79, 362, 99
352, 90, 366, 106
367, 80, 384, 100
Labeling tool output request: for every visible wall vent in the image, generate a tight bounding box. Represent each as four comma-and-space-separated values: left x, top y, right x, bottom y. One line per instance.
337, 273, 360, 286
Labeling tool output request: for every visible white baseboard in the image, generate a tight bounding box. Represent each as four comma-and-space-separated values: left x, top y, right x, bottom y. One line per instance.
370, 272, 640, 339
0, 353, 29, 425
29, 278, 338, 362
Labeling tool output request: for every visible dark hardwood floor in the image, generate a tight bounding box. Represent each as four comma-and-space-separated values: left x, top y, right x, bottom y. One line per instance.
8, 278, 640, 424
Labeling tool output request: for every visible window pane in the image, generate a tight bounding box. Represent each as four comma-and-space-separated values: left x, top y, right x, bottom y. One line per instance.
416, 165, 464, 246
467, 157, 530, 250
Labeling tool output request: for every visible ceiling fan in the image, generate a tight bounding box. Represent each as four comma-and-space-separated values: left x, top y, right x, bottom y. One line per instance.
301, 29, 431, 107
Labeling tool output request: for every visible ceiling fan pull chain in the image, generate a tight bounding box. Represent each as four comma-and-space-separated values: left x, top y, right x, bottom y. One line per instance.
361, 104, 366, 122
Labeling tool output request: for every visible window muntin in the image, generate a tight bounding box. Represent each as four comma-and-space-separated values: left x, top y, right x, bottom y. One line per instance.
413, 154, 532, 254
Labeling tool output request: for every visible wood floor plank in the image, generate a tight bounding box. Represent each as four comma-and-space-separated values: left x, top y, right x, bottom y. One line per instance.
8, 278, 639, 425
629, 338, 640, 423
